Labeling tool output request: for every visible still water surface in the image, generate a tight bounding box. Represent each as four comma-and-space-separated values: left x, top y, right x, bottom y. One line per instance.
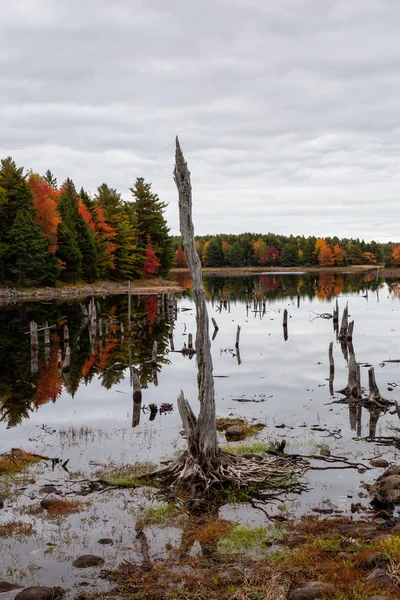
1, 270, 400, 590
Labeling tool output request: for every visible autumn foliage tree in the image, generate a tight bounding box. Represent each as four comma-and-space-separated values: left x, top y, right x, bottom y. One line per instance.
28, 174, 60, 253
318, 242, 335, 267
142, 240, 161, 278
391, 245, 400, 266
175, 245, 187, 267
333, 243, 344, 266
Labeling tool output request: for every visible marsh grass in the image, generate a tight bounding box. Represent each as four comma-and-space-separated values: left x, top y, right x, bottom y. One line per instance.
0, 449, 41, 474
0, 520, 35, 538
217, 524, 284, 555
93, 461, 158, 486
137, 502, 185, 526
27, 498, 83, 518
220, 441, 270, 456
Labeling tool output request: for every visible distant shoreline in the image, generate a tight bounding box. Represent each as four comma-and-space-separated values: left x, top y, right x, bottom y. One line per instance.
170, 264, 399, 277
0, 265, 399, 304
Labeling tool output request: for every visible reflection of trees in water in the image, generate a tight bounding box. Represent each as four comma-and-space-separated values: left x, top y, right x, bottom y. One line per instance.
199, 272, 385, 303
0, 295, 171, 428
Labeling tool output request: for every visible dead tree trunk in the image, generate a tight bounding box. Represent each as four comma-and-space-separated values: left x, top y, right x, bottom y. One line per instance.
146, 137, 309, 491
173, 138, 218, 461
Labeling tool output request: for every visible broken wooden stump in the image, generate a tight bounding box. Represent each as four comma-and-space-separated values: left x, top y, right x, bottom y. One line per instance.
329, 342, 334, 396
132, 367, 142, 428
338, 302, 349, 340
333, 298, 339, 333
283, 309, 288, 341
338, 347, 361, 399
235, 325, 242, 365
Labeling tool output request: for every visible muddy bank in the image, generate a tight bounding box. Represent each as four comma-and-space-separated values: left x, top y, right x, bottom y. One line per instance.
0, 278, 185, 304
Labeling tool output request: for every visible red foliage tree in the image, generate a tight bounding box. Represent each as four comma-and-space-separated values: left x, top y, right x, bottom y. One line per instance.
142, 240, 160, 277
175, 245, 187, 267
28, 174, 60, 253
78, 200, 95, 232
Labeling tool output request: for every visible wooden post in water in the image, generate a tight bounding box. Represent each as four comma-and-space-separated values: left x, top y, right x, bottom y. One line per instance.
347, 320, 354, 342
297, 286, 300, 308
283, 309, 288, 341
368, 367, 383, 404
339, 302, 348, 340
333, 298, 339, 333
132, 367, 142, 427
62, 345, 71, 393
30, 321, 39, 373
328, 342, 334, 396
188, 333, 193, 350
235, 325, 242, 365
44, 322, 50, 364
169, 321, 175, 351
58, 349, 62, 377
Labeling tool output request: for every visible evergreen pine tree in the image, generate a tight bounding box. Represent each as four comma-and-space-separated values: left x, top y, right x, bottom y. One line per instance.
96, 183, 140, 279
8, 209, 60, 285
129, 178, 173, 275
43, 169, 57, 188
57, 179, 98, 282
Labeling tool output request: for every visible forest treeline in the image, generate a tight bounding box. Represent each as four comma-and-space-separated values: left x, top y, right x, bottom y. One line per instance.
0, 157, 173, 286
172, 232, 400, 269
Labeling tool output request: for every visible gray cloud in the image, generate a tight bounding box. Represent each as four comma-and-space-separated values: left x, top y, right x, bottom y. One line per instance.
1, 0, 400, 241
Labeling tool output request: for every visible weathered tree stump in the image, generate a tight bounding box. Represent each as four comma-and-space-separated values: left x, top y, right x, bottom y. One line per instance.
144, 138, 309, 492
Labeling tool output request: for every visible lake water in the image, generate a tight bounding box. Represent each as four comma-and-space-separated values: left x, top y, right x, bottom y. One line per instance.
1, 270, 400, 592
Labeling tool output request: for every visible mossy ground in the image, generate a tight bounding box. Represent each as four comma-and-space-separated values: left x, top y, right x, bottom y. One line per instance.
100, 515, 400, 599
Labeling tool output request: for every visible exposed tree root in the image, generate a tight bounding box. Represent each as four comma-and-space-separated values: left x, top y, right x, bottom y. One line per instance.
144, 449, 309, 494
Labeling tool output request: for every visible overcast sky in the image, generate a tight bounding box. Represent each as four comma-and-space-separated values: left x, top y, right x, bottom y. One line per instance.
1, 0, 399, 241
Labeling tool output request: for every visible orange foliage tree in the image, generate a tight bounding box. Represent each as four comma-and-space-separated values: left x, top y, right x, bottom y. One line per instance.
391, 245, 400, 266
333, 243, 344, 265
318, 243, 335, 266
28, 174, 60, 253
362, 251, 376, 264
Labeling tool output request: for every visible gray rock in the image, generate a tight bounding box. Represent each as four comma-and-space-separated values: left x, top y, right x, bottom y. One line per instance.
369, 595, 390, 600
225, 426, 245, 441
370, 459, 389, 468
289, 581, 335, 600
365, 568, 392, 586
377, 465, 400, 479
338, 522, 377, 540
72, 554, 105, 568
0, 581, 22, 592
40, 498, 60, 510
97, 538, 113, 545
15, 587, 65, 600
39, 485, 59, 494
